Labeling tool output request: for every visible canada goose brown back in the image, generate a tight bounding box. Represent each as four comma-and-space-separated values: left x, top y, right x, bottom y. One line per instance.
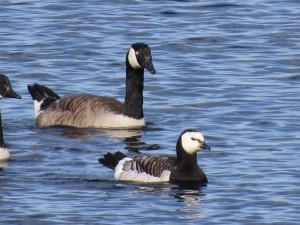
27, 43, 156, 128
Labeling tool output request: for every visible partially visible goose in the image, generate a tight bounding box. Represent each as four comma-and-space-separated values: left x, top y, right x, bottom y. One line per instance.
27, 43, 156, 128
99, 129, 210, 184
0, 74, 21, 161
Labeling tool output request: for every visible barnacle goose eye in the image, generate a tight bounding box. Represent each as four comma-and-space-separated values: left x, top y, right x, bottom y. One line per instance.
191, 137, 199, 142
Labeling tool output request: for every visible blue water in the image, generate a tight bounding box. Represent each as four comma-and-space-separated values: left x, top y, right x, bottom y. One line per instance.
1, 0, 300, 224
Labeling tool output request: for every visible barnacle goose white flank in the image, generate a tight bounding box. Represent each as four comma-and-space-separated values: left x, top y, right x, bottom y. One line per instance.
0, 74, 21, 161
99, 129, 210, 184
27, 43, 156, 128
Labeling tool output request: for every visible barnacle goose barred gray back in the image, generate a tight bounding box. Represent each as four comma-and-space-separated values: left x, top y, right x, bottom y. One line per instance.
99, 129, 210, 184
27, 43, 156, 128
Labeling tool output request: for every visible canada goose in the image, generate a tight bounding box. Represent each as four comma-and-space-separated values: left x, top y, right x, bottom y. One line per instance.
0, 74, 21, 161
99, 129, 210, 184
27, 43, 156, 128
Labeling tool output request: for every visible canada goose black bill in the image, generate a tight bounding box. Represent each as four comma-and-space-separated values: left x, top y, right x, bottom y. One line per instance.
99, 129, 210, 184
27, 43, 156, 128
0, 75, 21, 99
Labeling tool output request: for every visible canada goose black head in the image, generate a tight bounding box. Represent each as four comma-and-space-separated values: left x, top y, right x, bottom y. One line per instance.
127, 43, 156, 74
0, 74, 21, 99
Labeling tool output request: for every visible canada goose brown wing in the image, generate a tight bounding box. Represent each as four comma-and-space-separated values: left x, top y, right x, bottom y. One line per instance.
49, 94, 124, 114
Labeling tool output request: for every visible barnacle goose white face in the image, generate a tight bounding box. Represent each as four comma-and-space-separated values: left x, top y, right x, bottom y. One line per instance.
128, 47, 142, 69
181, 130, 209, 154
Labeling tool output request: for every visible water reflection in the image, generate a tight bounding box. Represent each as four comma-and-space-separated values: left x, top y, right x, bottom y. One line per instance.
134, 183, 205, 206
124, 136, 160, 153
41, 126, 161, 152
62, 127, 145, 139
0, 161, 9, 170
174, 190, 204, 206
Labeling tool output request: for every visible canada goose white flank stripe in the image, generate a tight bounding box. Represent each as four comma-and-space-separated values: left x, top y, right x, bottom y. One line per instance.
0, 74, 21, 161
27, 43, 156, 128
99, 129, 211, 184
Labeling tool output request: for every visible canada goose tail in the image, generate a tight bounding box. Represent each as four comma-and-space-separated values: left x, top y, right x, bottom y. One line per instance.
27, 83, 60, 101
98, 151, 127, 170
27, 83, 61, 117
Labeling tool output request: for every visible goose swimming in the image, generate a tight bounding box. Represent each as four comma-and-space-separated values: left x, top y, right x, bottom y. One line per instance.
27, 43, 156, 128
99, 129, 210, 184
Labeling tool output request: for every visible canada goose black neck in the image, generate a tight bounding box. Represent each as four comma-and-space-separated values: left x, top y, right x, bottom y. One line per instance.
122, 60, 145, 119
122, 43, 156, 119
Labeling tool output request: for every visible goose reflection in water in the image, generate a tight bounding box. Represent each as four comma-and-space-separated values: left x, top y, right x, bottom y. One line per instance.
134, 183, 206, 207
60, 127, 161, 152
62, 127, 145, 139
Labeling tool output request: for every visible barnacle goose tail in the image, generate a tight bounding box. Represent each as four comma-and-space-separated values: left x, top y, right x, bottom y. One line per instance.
98, 151, 127, 170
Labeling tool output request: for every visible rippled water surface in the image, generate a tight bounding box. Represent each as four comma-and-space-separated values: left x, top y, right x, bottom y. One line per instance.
1, 0, 300, 224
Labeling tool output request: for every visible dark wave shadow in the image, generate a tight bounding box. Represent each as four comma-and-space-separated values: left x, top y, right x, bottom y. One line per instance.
32, 124, 163, 152
132, 182, 207, 205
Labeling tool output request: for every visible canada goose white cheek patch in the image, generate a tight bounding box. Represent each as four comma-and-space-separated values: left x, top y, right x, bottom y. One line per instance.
128, 47, 141, 69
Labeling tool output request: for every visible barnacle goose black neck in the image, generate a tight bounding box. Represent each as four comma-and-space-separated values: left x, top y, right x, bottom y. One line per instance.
0, 74, 21, 161
99, 129, 210, 184
27, 43, 156, 128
